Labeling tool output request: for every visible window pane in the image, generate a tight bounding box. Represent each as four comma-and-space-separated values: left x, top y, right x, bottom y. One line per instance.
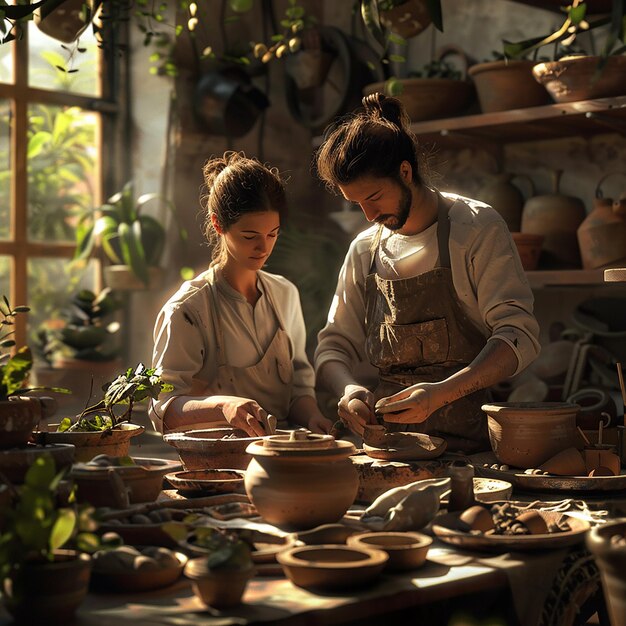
0, 38, 13, 84
0, 99, 10, 240
27, 104, 97, 243
27, 257, 97, 350
28, 20, 100, 96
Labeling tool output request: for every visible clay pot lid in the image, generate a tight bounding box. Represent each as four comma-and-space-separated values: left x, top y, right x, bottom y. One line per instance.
481, 402, 580, 416
247, 429, 355, 458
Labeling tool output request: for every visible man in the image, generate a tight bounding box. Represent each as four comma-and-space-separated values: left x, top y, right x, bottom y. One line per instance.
313, 94, 540, 453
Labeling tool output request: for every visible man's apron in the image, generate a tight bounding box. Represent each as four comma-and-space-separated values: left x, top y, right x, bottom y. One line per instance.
364, 197, 490, 453
206, 274, 293, 429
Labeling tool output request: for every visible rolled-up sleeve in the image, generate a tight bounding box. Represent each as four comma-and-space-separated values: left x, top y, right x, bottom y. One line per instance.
149, 302, 210, 432
466, 218, 541, 375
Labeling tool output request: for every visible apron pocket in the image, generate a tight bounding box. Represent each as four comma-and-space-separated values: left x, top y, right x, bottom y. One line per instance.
371, 318, 450, 369
276, 358, 294, 385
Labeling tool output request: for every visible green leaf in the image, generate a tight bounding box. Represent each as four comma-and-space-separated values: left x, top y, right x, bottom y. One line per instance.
57, 417, 73, 432
24, 454, 55, 490
49, 508, 76, 552
425, 0, 443, 32
361, 0, 385, 47
2, 346, 33, 396
27, 131, 50, 158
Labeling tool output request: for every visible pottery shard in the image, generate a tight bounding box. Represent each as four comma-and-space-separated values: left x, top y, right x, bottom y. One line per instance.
515, 510, 549, 535
584, 448, 621, 476
538, 447, 586, 476
459, 505, 495, 533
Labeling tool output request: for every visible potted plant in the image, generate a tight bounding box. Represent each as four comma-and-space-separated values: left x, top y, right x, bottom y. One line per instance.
0, 298, 69, 450
74, 181, 188, 290
363, 47, 475, 122
33, 288, 122, 415
180, 527, 255, 609
0, 453, 99, 624
33, 363, 173, 462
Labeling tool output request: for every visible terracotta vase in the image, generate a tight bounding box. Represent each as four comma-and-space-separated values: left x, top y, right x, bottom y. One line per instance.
244, 431, 358, 530
532, 55, 626, 103
577, 187, 626, 269
586, 520, 626, 626
3, 551, 92, 624
0, 397, 43, 449
184, 557, 254, 609
478, 172, 535, 232
521, 169, 586, 268
468, 60, 551, 113
511, 233, 544, 271
482, 402, 581, 469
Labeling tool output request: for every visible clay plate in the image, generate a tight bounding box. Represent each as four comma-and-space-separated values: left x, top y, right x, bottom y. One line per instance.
91, 551, 188, 592
475, 462, 626, 492
432, 510, 590, 552
276, 544, 388, 591
164, 469, 246, 495
363, 432, 447, 461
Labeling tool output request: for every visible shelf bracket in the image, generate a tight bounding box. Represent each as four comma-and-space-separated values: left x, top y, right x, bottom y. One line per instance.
585, 112, 626, 136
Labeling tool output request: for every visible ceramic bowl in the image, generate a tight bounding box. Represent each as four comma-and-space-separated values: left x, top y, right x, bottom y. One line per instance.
164, 468, 246, 495
70, 457, 182, 508
91, 550, 188, 592
276, 544, 388, 591
164, 428, 262, 470
482, 402, 581, 469
347, 532, 432, 571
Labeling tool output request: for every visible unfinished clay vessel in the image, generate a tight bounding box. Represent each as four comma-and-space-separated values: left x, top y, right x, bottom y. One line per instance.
539, 447, 586, 476
347, 531, 431, 572
245, 430, 358, 530
482, 402, 581, 469
164, 428, 262, 470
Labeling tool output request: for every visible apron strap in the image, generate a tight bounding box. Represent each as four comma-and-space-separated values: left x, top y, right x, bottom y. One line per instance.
258, 273, 287, 332
436, 193, 452, 269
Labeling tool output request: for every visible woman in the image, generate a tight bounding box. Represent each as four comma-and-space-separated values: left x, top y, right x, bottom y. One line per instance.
150, 152, 333, 436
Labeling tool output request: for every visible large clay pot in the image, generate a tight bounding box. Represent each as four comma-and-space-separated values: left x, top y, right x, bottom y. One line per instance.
521, 169, 586, 268
478, 172, 534, 232
482, 402, 581, 469
586, 520, 626, 626
0, 397, 43, 449
3, 550, 92, 624
245, 431, 358, 530
577, 173, 626, 270
0, 443, 75, 484
533, 55, 626, 103
468, 60, 551, 113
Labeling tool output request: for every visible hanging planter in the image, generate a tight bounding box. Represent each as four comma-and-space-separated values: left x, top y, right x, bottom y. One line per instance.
378, 0, 432, 39
34, 0, 100, 43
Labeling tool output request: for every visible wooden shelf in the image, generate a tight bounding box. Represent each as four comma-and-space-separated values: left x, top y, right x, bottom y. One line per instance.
526, 269, 610, 287
408, 96, 626, 148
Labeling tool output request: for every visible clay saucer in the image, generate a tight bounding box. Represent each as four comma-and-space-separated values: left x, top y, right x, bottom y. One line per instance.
363, 432, 447, 461
164, 469, 246, 496
276, 544, 388, 591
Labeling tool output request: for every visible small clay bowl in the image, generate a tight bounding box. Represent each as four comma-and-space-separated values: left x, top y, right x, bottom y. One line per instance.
276, 544, 388, 591
91, 551, 188, 592
347, 532, 432, 572
164, 469, 246, 495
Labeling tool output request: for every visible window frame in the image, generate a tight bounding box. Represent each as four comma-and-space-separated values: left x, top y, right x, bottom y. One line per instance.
0, 23, 124, 348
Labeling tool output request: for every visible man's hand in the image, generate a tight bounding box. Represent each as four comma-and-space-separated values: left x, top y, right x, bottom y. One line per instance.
307, 415, 334, 434
337, 385, 376, 436
375, 383, 433, 424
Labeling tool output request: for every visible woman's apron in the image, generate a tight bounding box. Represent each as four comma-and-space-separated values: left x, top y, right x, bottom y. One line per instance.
365, 198, 490, 453
206, 274, 294, 429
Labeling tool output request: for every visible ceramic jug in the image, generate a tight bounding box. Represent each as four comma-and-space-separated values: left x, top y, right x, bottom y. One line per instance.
521, 169, 586, 268
577, 173, 626, 269
478, 172, 534, 232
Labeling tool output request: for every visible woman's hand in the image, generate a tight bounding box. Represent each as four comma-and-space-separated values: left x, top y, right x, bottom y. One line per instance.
375, 383, 433, 424
210, 395, 274, 436
338, 385, 376, 436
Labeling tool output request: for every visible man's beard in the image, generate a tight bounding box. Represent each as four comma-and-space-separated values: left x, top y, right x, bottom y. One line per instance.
376, 179, 412, 231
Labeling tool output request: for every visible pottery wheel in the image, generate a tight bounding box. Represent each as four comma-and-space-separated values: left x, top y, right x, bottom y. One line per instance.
363, 432, 447, 461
